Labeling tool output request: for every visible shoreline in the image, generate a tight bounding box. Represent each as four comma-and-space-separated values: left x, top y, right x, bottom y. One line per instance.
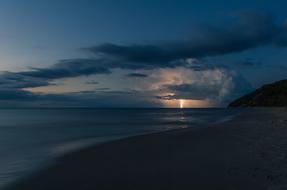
4, 108, 287, 190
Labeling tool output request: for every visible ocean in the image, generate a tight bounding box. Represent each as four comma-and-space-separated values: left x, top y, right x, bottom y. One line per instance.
0, 108, 243, 188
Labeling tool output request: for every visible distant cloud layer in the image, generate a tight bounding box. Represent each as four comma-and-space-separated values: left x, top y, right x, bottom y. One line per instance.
0, 11, 286, 107
22, 59, 111, 79
126, 73, 148, 78
85, 11, 287, 63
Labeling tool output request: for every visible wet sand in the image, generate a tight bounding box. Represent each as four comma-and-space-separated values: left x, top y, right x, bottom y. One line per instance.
4, 108, 287, 190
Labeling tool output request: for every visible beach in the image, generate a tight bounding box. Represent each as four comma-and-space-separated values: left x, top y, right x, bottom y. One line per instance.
4, 108, 287, 190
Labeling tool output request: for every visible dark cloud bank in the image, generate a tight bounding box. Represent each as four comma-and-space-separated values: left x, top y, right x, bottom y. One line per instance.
126, 73, 148, 78
0, 11, 286, 107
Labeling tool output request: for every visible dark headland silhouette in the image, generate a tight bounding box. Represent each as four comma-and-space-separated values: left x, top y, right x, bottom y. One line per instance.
229, 79, 287, 107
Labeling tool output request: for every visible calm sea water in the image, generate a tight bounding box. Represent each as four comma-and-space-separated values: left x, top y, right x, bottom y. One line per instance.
0, 108, 243, 188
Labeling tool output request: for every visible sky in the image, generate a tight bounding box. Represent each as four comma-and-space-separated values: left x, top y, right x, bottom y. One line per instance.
0, 0, 286, 108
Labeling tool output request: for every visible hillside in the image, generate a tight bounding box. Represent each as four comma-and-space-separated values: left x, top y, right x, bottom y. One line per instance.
229, 79, 287, 107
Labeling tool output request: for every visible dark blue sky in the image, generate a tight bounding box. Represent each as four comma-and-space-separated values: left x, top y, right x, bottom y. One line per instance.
0, 0, 286, 107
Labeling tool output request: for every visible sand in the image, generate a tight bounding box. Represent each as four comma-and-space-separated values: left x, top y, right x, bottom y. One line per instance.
4, 108, 287, 190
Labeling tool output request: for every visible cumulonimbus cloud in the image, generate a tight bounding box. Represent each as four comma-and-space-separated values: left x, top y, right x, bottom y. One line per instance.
146, 67, 252, 104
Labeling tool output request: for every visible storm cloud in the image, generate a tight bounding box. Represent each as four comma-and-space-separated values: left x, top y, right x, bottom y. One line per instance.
153, 67, 253, 104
